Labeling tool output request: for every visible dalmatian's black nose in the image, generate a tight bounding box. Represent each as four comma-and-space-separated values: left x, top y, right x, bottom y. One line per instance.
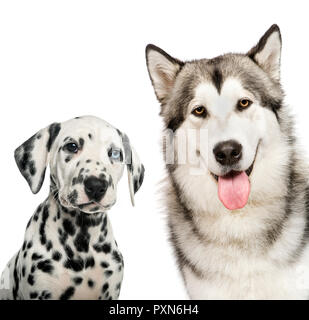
84, 176, 108, 202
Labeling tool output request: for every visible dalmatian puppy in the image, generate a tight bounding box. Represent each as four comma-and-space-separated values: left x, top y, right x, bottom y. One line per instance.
0, 116, 144, 300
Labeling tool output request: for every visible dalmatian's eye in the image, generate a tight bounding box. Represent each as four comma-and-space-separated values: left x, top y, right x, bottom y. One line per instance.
111, 149, 120, 159
108, 147, 121, 161
64, 143, 79, 153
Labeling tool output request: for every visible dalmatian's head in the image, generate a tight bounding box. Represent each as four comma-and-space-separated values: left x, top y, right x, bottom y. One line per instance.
14, 116, 144, 214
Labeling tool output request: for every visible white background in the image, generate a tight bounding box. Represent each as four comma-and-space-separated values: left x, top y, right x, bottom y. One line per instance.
0, 0, 309, 300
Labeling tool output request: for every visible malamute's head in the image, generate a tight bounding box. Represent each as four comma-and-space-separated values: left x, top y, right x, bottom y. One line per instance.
146, 25, 290, 212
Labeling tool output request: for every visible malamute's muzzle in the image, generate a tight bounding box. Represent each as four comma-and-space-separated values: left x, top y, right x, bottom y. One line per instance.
211, 139, 259, 210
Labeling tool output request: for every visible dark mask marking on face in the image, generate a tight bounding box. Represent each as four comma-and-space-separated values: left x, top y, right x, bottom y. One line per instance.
211, 68, 223, 93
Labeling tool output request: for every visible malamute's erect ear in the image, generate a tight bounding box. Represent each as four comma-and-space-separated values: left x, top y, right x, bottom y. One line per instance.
248, 24, 282, 81
14, 123, 61, 194
146, 44, 184, 106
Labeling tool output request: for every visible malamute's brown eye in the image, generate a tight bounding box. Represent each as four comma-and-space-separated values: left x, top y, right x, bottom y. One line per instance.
192, 106, 207, 117
238, 98, 252, 110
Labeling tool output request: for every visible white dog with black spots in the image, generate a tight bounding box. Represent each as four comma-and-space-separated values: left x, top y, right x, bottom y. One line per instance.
0, 115, 144, 300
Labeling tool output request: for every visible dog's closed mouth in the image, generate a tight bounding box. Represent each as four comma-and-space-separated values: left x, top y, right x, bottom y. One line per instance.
77, 202, 94, 209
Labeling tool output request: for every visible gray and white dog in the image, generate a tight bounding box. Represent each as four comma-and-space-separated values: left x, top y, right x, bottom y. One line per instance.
146, 25, 309, 299
0, 115, 144, 300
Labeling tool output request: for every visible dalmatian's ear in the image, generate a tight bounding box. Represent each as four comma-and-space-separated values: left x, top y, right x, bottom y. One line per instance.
14, 123, 61, 194
119, 132, 145, 206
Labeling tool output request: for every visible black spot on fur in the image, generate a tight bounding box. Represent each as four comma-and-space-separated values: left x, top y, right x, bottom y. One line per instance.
59, 229, 68, 246
27, 241, 33, 249
52, 251, 62, 261
101, 261, 109, 268
79, 138, 84, 150
101, 215, 107, 231
29, 161, 36, 176
46, 240, 53, 251
65, 245, 74, 259
28, 274, 35, 286
88, 279, 94, 288
63, 219, 76, 236
22, 266, 26, 277
74, 232, 90, 253
112, 250, 122, 264
93, 242, 111, 253
32, 253, 43, 261
60, 286, 75, 300
39, 205, 49, 245
134, 164, 145, 194
102, 283, 109, 293
33, 204, 43, 221
73, 277, 83, 286
104, 270, 113, 278
64, 257, 84, 272
76, 168, 85, 184
37, 259, 54, 274
85, 256, 95, 269
39, 290, 52, 300
30, 292, 38, 299
47, 123, 61, 151
73, 277, 83, 285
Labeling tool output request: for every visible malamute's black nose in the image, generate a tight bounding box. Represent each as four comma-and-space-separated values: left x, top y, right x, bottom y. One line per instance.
213, 140, 242, 166
84, 176, 108, 202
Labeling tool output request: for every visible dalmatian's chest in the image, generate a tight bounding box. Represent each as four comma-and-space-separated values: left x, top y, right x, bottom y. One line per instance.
17, 200, 124, 300
35, 248, 124, 300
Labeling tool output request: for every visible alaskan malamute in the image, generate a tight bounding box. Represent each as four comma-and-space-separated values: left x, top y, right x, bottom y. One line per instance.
146, 25, 309, 299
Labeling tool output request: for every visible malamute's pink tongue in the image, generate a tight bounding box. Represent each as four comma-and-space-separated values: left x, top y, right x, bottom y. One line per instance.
218, 171, 250, 210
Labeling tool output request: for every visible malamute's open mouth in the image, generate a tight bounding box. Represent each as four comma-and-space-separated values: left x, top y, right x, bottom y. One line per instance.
210, 142, 259, 211
211, 161, 254, 182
